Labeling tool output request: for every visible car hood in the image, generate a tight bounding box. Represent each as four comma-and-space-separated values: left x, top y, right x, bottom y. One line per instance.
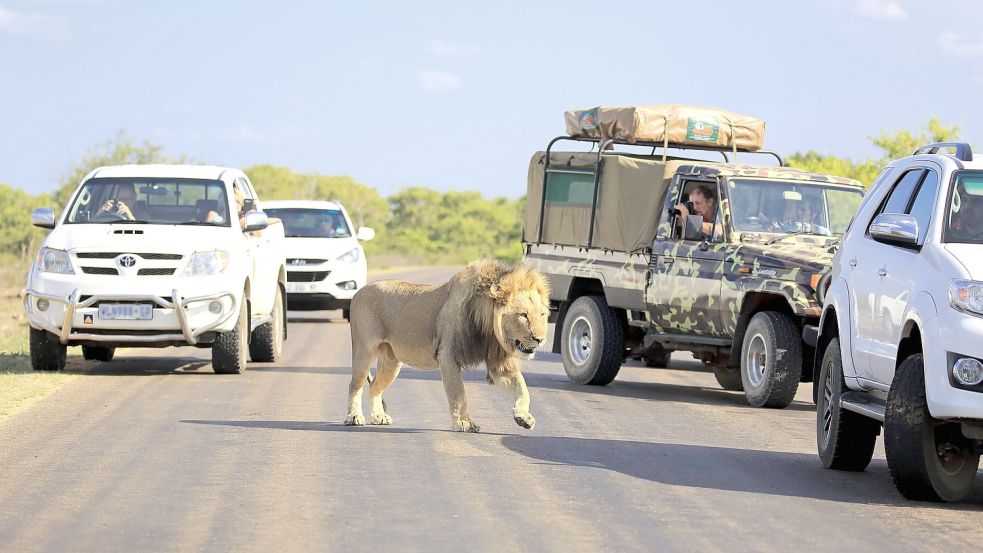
43, 224, 230, 254
280, 236, 360, 262
735, 237, 834, 273
945, 243, 983, 280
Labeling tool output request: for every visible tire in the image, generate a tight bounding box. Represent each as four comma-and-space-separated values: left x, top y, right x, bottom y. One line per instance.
714, 366, 744, 391
560, 296, 624, 385
342, 308, 351, 321
643, 347, 671, 368
884, 354, 980, 502
249, 288, 284, 362
212, 299, 248, 374
30, 327, 66, 372
817, 338, 879, 471
740, 310, 802, 408
82, 345, 116, 362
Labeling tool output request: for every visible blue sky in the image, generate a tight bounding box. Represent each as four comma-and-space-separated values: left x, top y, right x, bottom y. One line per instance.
1, 0, 981, 198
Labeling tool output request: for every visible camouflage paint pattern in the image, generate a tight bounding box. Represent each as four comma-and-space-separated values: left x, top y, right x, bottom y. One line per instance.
524, 159, 864, 347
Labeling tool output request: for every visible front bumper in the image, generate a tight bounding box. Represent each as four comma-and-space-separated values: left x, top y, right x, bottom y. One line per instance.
24, 287, 237, 346
925, 311, 983, 420
285, 261, 365, 302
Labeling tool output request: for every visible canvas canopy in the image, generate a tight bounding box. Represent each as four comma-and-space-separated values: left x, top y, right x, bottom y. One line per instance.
524, 152, 679, 252
564, 104, 766, 152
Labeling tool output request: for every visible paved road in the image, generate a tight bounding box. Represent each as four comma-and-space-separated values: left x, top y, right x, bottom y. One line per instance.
1, 267, 981, 553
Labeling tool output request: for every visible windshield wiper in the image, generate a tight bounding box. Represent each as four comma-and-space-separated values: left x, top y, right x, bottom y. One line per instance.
109, 219, 150, 224
764, 230, 811, 245
175, 221, 220, 226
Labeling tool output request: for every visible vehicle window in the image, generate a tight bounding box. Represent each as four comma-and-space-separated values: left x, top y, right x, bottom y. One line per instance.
878, 170, 924, 217
727, 178, 862, 236
907, 170, 939, 244
65, 177, 230, 226
262, 208, 352, 238
944, 171, 983, 244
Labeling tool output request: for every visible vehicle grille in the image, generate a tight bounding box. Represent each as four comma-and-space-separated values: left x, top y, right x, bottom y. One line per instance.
81, 267, 119, 275
287, 271, 331, 282
137, 268, 176, 276
76, 252, 183, 260
287, 258, 328, 266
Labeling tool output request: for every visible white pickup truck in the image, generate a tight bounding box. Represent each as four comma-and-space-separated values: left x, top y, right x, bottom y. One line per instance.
23, 164, 288, 374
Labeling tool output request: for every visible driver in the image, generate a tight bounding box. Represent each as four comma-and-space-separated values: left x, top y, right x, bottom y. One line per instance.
951, 191, 983, 240
769, 201, 831, 235
97, 183, 146, 221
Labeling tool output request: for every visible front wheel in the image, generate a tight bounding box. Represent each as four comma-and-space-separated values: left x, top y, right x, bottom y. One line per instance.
30, 327, 66, 371
740, 310, 802, 408
885, 354, 980, 502
213, 299, 248, 374
816, 337, 879, 471
82, 345, 116, 362
560, 296, 624, 386
642, 346, 671, 368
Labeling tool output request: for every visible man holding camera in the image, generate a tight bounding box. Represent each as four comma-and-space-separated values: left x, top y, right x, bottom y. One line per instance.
97, 183, 146, 221
674, 185, 721, 238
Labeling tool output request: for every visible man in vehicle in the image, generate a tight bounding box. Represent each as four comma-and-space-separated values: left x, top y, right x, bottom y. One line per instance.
674, 185, 721, 237
950, 187, 983, 241
96, 183, 145, 221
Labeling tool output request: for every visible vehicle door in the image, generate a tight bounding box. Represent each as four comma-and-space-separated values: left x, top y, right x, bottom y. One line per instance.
646, 177, 728, 337
238, 177, 277, 314
866, 165, 941, 385
848, 164, 937, 383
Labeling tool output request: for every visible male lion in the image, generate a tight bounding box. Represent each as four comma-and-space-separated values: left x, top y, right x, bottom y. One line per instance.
346, 260, 550, 432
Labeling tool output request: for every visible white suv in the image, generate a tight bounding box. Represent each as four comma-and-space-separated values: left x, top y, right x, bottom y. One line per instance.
815, 142, 983, 502
260, 200, 374, 320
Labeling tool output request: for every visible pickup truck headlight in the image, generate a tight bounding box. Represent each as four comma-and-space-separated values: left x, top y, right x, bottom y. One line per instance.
949, 279, 983, 316
36, 248, 74, 274
183, 250, 230, 276
338, 248, 360, 263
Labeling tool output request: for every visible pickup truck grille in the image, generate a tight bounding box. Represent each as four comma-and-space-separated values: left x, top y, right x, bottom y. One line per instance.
287, 271, 330, 282
137, 268, 176, 276
81, 267, 119, 275
76, 252, 183, 260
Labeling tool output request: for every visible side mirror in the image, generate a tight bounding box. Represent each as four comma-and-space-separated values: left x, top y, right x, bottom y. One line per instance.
682, 214, 704, 241
869, 213, 918, 245
356, 226, 375, 241
243, 211, 269, 232
32, 208, 55, 229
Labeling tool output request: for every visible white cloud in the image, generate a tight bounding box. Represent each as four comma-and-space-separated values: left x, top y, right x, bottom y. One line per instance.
855, 0, 907, 21
0, 6, 68, 39
418, 70, 463, 92
939, 31, 983, 58
425, 39, 481, 57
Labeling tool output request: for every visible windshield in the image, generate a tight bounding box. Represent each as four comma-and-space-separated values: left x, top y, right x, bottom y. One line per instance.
263, 208, 352, 238
944, 171, 983, 244
727, 178, 863, 236
65, 177, 230, 226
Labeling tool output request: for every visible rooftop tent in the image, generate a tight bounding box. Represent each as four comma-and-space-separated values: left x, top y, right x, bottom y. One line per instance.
564, 104, 766, 152
524, 152, 678, 252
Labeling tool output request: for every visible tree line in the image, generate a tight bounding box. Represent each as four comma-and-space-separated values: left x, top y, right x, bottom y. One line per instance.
0, 119, 966, 269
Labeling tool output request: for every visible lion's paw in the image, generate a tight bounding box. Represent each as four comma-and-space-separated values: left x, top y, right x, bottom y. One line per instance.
452, 420, 480, 433
370, 413, 392, 425
344, 413, 365, 426
513, 412, 536, 430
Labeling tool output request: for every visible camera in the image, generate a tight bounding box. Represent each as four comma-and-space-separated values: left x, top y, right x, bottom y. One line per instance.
668, 200, 695, 217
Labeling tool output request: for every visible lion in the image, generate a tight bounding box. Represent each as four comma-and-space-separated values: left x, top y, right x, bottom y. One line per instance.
345, 259, 550, 432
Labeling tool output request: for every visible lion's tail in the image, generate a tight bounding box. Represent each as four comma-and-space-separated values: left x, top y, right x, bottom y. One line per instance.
365, 373, 388, 413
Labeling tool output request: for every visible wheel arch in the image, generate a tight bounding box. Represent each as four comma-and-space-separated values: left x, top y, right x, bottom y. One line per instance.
728, 291, 796, 368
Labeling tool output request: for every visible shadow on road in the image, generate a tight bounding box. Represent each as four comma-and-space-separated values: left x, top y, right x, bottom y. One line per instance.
63, 357, 212, 376
180, 419, 428, 433
523, 372, 817, 413
499, 434, 983, 508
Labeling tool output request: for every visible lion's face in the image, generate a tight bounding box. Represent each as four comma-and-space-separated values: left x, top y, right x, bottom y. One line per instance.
499, 290, 550, 360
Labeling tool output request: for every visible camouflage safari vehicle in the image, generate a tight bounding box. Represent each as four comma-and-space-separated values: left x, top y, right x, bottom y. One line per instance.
523, 105, 865, 408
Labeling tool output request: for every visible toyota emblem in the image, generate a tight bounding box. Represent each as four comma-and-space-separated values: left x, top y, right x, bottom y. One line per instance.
117, 254, 138, 268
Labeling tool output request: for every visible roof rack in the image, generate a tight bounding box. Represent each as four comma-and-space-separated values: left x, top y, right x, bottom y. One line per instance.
913, 142, 973, 162
536, 135, 786, 246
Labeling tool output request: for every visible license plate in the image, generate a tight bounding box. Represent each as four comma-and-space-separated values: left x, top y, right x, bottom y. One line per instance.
98, 303, 153, 320
288, 283, 316, 293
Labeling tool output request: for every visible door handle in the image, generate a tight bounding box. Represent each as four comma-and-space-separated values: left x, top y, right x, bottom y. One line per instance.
877, 267, 887, 277
661, 258, 674, 266
848, 258, 857, 268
